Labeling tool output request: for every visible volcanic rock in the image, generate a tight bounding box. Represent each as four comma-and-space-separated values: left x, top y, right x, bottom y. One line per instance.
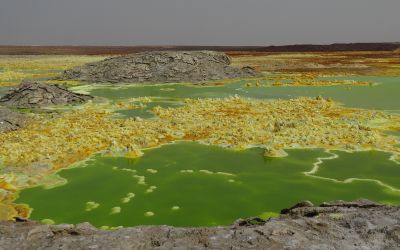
0, 200, 399, 249
58, 51, 260, 83
0, 107, 26, 132
280, 200, 314, 214
0, 81, 93, 108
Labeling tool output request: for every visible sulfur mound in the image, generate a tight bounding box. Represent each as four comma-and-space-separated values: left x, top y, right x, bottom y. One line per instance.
0, 81, 93, 108
0, 108, 26, 132
58, 51, 260, 83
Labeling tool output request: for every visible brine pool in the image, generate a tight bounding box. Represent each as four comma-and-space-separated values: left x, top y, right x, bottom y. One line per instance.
16, 142, 400, 228
8, 75, 400, 227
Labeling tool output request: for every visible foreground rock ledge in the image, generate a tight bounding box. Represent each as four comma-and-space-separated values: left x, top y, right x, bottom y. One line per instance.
1, 200, 399, 249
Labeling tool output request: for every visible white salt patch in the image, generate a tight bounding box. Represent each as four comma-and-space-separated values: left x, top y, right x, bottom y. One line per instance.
110, 206, 121, 214
85, 201, 100, 211
199, 170, 214, 174
180, 169, 194, 173
146, 168, 158, 174
145, 211, 154, 217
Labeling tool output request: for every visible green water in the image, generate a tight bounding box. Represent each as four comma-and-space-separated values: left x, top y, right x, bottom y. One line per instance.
115, 99, 183, 118
17, 142, 400, 227
312, 150, 400, 190
10, 74, 400, 227
86, 76, 400, 111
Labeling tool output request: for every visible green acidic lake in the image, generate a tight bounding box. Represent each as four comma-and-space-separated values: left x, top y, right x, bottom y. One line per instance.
17, 142, 400, 227
84, 76, 400, 111
13, 75, 400, 227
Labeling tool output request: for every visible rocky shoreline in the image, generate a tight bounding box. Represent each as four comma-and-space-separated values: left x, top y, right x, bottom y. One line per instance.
0, 200, 399, 249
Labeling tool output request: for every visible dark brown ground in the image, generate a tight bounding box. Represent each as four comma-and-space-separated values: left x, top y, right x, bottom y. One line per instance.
0, 43, 399, 55
1, 200, 399, 249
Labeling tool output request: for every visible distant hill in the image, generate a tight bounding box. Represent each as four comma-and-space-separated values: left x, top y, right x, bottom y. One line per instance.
0, 43, 399, 55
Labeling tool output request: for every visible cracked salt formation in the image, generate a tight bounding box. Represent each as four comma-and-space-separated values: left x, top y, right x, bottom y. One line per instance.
58, 51, 260, 84
1, 96, 399, 170
0, 81, 93, 108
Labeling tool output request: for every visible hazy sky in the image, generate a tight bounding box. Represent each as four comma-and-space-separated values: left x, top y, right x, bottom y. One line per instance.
0, 0, 399, 46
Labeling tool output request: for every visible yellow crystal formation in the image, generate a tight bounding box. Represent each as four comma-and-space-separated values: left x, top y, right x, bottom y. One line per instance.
0, 96, 399, 219
0, 96, 398, 169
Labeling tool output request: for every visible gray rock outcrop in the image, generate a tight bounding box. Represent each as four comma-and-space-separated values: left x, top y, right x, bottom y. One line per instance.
58, 51, 260, 83
0, 107, 26, 132
0, 81, 93, 108
1, 200, 399, 249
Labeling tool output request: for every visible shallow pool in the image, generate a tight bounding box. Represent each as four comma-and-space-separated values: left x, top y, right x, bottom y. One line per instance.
17, 142, 400, 227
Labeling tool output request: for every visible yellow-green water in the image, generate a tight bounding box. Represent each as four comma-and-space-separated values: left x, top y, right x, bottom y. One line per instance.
86, 76, 400, 111
16, 142, 400, 227
9, 75, 400, 227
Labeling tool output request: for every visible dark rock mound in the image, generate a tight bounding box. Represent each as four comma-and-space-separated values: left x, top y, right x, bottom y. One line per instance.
0, 108, 26, 132
0, 81, 93, 108
58, 51, 260, 83
1, 200, 399, 249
